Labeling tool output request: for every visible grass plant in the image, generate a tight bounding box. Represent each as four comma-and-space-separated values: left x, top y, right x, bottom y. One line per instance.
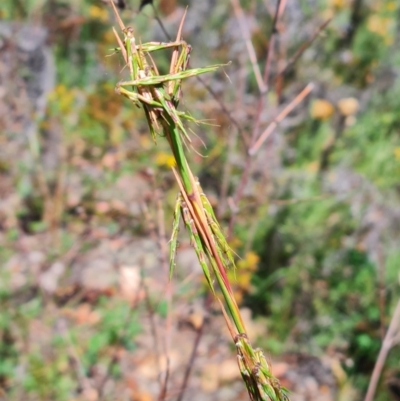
110, 3, 289, 401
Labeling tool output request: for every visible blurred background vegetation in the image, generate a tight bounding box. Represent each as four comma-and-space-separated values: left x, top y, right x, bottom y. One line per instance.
0, 0, 399, 400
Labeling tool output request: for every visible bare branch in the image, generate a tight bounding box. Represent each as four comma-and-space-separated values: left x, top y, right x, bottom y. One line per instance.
249, 83, 314, 155
364, 299, 400, 401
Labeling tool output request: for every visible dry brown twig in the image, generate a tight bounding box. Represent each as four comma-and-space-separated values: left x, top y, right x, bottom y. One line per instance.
262, 0, 286, 89
230, 0, 267, 94
176, 295, 211, 401
274, 17, 331, 81
155, 190, 173, 401
228, 0, 286, 237
227, 5, 330, 237
364, 296, 400, 401
249, 83, 314, 155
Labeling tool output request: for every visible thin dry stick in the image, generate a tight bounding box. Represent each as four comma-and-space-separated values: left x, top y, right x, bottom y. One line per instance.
155, 192, 173, 401
228, 0, 285, 237
228, 83, 313, 236
176, 323, 204, 401
143, 281, 163, 388
196, 75, 250, 149
157, 357, 170, 401
273, 2, 287, 101
59, 319, 95, 395
230, 0, 267, 94
155, 193, 169, 275
262, 0, 285, 88
377, 244, 386, 339
141, 200, 157, 236
249, 83, 314, 155
218, 53, 247, 217
176, 295, 211, 401
364, 298, 400, 401
252, 0, 285, 148
273, 18, 331, 81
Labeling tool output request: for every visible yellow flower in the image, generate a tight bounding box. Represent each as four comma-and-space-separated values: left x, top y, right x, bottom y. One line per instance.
367, 15, 393, 45
49, 85, 75, 113
237, 251, 259, 271
103, 29, 117, 45
394, 147, 400, 161
89, 5, 108, 22
337, 97, 359, 116
310, 99, 335, 120
329, 0, 346, 9
155, 152, 176, 168
237, 272, 252, 289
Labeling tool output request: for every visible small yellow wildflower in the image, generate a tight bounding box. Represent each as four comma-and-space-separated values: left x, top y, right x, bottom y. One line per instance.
155, 152, 176, 168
